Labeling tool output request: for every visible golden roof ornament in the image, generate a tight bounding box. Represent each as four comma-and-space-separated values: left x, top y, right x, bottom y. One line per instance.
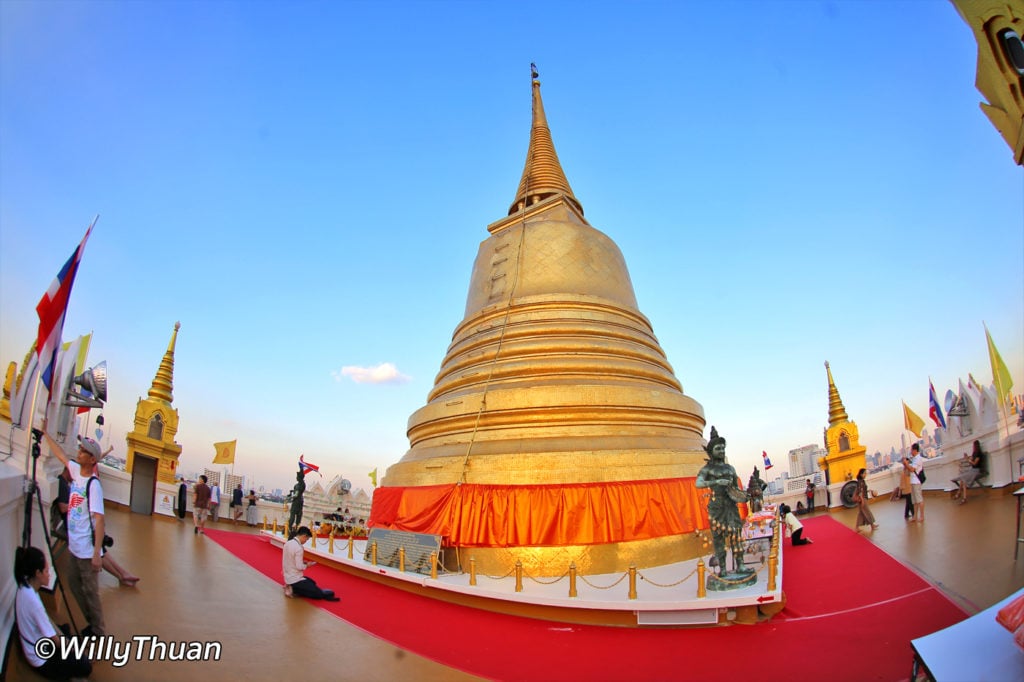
508, 64, 582, 216
147, 321, 180, 404
825, 361, 850, 426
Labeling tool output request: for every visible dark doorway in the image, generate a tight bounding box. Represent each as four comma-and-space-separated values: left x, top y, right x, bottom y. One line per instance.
130, 454, 158, 515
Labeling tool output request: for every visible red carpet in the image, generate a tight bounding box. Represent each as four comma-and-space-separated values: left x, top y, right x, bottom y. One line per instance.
205, 517, 966, 682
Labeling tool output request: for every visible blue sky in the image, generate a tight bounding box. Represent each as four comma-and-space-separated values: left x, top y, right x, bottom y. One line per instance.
1, 1, 1021, 493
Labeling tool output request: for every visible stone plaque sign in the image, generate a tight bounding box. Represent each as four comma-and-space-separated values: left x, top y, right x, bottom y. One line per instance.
365, 528, 442, 575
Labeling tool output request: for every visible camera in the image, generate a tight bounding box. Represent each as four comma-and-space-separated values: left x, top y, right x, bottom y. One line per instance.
92, 531, 114, 548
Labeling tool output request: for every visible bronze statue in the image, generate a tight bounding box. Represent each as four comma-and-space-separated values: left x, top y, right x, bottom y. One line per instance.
695, 426, 755, 589
747, 466, 767, 513
287, 469, 306, 534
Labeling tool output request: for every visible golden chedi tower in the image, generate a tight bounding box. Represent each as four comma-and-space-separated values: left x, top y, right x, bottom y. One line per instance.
371, 68, 712, 576
818, 361, 867, 486
125, 322, 183, 484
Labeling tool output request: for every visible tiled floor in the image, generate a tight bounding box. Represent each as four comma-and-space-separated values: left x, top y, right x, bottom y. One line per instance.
13, 486, 1024, 681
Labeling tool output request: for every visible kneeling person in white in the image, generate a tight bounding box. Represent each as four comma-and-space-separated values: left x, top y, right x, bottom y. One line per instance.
282, 526, 339, 601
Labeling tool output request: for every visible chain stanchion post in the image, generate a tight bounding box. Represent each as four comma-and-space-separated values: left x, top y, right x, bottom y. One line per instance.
430, 552, 438, 579
328, 529, 335, 553
262, 516, 267, 530
399, 546, 406, 572
272, 518, 278, 534
469, 557, 477, 586
628, 565, 638, 600
697, 559, 707, 599
515, 560, 523, 592
568, 562, 578, 598
347, 536, 354, 559
371, 541, 378, 566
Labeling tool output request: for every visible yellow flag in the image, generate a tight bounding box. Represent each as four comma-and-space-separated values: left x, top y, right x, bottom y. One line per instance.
986, 325, 1014, 403
213, 440, 236, 465
902, 401, 924, 437
368, 467, 378, 488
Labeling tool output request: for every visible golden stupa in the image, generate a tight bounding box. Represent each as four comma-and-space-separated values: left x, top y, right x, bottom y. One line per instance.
818, 361, 867, 485
371, 68, 712, 576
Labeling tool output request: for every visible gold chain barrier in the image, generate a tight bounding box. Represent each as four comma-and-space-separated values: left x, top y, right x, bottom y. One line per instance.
273, 521, 780, 605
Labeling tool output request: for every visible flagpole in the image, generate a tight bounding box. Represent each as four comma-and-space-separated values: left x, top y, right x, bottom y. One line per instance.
21, 370, 45, 474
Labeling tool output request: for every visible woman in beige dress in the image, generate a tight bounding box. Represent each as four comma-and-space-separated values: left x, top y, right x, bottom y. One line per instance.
854, 468, 878, 532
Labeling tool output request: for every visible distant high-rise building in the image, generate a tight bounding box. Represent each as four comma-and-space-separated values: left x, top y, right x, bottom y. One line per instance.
225, 473, 244, 495
788, 444, 824, 478
203, 468, 222, 487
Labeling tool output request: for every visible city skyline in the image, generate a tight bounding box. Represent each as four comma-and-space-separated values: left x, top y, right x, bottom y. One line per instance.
2, 1, 1021, 493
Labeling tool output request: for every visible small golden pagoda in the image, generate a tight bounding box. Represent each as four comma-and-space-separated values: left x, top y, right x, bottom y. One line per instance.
371, 69, 712, 576
125, 322, 183, 483
818, 361, 867, 485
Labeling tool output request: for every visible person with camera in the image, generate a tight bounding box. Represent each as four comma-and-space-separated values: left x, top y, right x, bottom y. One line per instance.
42, 425, 107, 636
55, 464, 139, 586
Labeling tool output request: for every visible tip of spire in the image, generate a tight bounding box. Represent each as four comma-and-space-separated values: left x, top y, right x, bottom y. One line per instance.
507, 64, 582, 216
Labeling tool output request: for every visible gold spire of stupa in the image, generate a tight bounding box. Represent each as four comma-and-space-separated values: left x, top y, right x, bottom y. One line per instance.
148, 321, 180, 404
825, 361, 849, 426
373, 68, 709, 577
508, 64, 582, 216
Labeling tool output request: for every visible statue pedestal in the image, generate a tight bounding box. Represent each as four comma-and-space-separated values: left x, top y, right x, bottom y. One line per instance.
706, 569, 757, 592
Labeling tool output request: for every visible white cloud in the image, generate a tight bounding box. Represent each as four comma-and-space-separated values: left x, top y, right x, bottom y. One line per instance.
333, 362, 411, 385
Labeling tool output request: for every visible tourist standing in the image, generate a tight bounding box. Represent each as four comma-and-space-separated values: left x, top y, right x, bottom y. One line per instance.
245, 489, 259, 526
56, 466, 139, 586
853, 468, 878, 532
41, 428, 107, 636
805, 479, 815, 514
282, 526, 340, 601
904, 443, 925, 523
231, 483, 244, 525
209, 480, 221, 523
193, 475, 211, 535
899, 465, 914, 520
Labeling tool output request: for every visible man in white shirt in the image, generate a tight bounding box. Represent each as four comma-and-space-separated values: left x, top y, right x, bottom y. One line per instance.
282, 526, 339, 601
209, 481, 221, 523
42, 428, 107, 636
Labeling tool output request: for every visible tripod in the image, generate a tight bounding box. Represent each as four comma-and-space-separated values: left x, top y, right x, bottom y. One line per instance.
21, 428, 79, 634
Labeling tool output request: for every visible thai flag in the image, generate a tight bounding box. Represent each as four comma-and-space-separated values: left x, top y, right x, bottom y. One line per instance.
298, 454, 320, 476
762, 451, 773, 470
928, 380, 947, 429
35, 222, 95, 395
